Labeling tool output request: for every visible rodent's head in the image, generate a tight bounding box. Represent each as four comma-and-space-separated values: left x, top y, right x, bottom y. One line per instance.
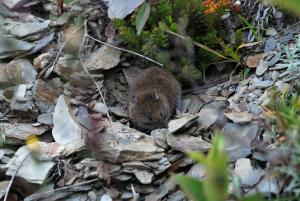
129, 91, 171, 130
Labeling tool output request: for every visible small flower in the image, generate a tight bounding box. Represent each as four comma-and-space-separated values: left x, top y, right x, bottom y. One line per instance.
26, 135, 40, 151
203, 0, 230, 15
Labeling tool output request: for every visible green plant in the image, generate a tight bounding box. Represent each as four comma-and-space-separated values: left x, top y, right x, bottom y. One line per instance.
175, 133, 261, 201
238, 14, 262, 41
271, 0, 300, 16
175, 134, 228, 201
275, 36, 300, 71
265, 91, 300, 196
219, 40, 241, 63
135, 1, 151, 35
242, 68, 251, 80
113, 0, 233, 86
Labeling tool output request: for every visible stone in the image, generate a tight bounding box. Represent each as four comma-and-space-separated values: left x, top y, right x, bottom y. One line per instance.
33, 53, 53, 70
187, 164, 206, 180
2, 122, 49, 143
54, 54, 81, 79
197, 107, 219, 129
37, 113, 53, 125
222, 123, 260, 161
256, 59, 268, 76
10, 21, 49, 38
123, 161, 151, 171
134, 170, 154, 184
267, 51, 281, 66
275, 81, 291, 92
6, 146, 55, 184
279, 31, 293, 43
248, 174, 281, 195
52, 95, 86, 153
0, 37, 34, 59
168, 113, 198, 133
167, 190, 186, 201
252, 78, 273, 89
248, 103, 262, 115
10, 84, 35, 112
234, 158, 265, 186
84, 45, 121, 71
264, 38, 277, 52
87, 121, 165, 163
5, 59, 37, 84
34, 79, 60, 113
100, 194, 112, 201
93, 102, 109, 114
224, 112, 253, 124
108, 106, 128, 118
265, 27, 277, 36
166, 133, 211, 153
271, 71, 280, 81
151, 129, 168, 149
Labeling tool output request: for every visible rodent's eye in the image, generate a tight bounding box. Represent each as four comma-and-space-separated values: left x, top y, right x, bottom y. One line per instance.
148, 116, 153, 121
131, 95, 137, 103
160, 111, 164, 118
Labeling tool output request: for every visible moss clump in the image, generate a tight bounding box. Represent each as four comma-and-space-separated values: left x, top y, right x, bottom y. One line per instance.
113, 0, 229, 86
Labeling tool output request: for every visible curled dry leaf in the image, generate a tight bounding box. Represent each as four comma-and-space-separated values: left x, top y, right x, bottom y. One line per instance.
245, 53, 264, 68
224, 111, 254, 124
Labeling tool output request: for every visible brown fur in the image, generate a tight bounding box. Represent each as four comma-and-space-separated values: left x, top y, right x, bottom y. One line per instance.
128, 67, 181, 130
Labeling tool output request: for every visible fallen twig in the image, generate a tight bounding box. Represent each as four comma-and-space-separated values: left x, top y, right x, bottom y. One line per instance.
79, 20, 113, 122
87, 35, 163, 66
4, 152, 31, 201
39, 23, 84, 79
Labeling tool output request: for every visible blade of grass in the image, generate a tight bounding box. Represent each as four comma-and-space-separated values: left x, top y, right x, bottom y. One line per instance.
238, 14, 261, 40
175, 175, 207, 201
161, 27, 235, 62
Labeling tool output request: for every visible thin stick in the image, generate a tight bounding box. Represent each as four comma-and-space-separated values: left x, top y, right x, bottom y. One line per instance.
53, 24, 84, 67
79, 20, 112, 122
164, 29, 235, 62
229, 63, 241, 83
4, 152, 31, 201
39, 23, 84, 79
87, 35, 164, 66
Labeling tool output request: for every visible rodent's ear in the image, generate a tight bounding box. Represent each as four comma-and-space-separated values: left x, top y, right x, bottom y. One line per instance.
153, 89, 160, 101
154, 93, 160, 101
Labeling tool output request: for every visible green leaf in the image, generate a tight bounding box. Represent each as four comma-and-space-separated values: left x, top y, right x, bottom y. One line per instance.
237, 14, 260, 40
64, 0, 76, 5
208, 133, 226, 162
135, 2, 151, 35
187, 151, 207, 164
204, 133, 228, 201
175, 175, 207, 201
273, 0, 300, 16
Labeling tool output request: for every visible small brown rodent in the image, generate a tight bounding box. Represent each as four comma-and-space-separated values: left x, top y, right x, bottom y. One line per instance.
128, 66, 181, 130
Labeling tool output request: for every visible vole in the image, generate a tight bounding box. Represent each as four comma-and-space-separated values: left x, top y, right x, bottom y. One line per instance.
128, 66, 181, 130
